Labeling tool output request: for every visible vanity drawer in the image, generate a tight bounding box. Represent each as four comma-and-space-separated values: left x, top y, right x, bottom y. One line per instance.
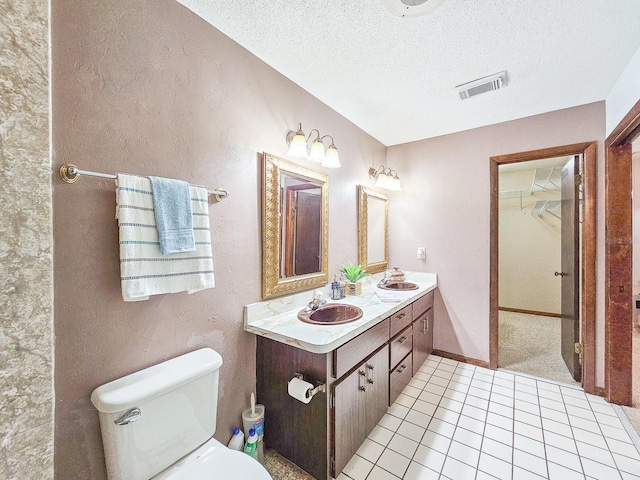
389, 305, 412, 338
333, 319, 389, 379
389, 352, 412, 405
389, 325, 412, 369
412, 290, 434, 319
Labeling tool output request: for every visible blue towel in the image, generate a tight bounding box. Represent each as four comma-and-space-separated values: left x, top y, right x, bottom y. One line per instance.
148, 176, 196, 254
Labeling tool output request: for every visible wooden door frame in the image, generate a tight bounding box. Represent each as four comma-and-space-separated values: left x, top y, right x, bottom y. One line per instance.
604, 99, 640, 405
489, 142, 597, 394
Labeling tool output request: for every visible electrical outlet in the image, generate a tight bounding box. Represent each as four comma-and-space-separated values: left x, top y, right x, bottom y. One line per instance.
417, 247, 426, 260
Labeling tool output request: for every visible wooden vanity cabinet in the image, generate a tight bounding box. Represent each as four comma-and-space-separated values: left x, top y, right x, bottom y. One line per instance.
256, 289, 436, 480
412, 290, 434, 375
332, 345, 389, 476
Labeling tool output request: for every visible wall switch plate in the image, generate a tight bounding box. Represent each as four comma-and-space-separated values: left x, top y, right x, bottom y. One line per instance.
417, 247, 426, 260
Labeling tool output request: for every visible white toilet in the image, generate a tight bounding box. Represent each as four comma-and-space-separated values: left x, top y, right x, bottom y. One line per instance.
91, 348, 272, 480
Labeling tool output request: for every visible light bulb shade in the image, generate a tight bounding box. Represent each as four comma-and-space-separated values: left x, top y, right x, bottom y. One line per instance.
390, 175, 402, 191
374, 172, 389, 189
308, 139, 326, 163
287, 133, 309, 158
322, 145, 341, 168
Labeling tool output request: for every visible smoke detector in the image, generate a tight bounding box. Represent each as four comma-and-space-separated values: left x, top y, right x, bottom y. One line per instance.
383, 0, 447, 18
456, 71, 507, 100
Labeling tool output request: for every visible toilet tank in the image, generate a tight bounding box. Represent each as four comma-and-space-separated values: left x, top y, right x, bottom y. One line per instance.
91, 348, 223, 480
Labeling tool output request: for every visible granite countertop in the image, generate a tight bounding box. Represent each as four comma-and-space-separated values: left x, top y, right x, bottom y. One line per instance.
244, 271, 437, 354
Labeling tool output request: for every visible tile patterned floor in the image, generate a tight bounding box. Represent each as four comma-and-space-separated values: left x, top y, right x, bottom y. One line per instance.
336, 355, 640, 480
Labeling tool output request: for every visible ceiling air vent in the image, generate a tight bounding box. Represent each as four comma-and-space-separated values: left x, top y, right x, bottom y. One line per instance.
383, 0, 447, 18
456, 71, 507, 100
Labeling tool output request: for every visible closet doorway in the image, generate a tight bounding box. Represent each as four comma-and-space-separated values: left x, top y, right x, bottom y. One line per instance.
489, 143, 597, 394
497, 156, 579, 384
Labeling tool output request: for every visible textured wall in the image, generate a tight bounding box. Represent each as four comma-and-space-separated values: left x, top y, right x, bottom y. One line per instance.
0, 1, 54, 479
51, 0, 386, 478
387, 102, 605, 372
499, 170, 562, 314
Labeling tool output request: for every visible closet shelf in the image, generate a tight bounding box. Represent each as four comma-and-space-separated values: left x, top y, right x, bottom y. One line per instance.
531, 200, 561, 219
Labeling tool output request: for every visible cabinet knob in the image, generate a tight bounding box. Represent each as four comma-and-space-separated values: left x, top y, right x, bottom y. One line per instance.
398, 336, 409, 344
397, 364, 407, 373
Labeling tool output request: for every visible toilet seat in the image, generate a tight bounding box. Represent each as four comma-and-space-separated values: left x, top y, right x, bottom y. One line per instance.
153, 437, 272, 479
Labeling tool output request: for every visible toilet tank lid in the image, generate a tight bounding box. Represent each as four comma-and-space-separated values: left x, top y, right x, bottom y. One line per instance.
91, 348, 223, 414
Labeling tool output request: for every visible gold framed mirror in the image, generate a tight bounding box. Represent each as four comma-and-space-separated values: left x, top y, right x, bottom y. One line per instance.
262, 153, 329, 298
358, 185, 388, 274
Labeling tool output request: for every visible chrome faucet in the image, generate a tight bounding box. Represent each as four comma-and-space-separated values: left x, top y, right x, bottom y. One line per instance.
306, 291, 327, 311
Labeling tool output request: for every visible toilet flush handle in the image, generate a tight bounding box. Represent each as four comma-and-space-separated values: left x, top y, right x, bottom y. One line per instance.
114, 407, 141, 426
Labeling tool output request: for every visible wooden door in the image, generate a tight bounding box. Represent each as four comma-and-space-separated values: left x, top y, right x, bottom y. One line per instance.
560, 156, 581, 382
294, 191, 321, 275
332, 346, 388, 477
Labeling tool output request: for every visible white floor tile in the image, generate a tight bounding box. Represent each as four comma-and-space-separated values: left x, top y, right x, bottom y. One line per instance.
433, 406, 460, 425
576, 441, 616, 467
379, 413, 403, 432
357, 438, 386, 464
369, 425, 395, 446
388, 433, 419, 459
457, 414, 486, 435
468, 386, 492, 400
426, 418, 455, 439
376, 448, 411, 477
412, 444, 446, 471
388, 403, 411, 419
514, 421, 543, 442
402, 461, 440, 480
486, 411, 512, 431
441, 456, 477, 480
545, 444, 583, 473
547, 461, 587, 480
397, 421, 426, 443
512, 465, 548, 479
513, 449, 548, 477
447, 440, 480, 468
412, 399, 437, 417
607, 438, 640, 460
543, 430, 578, 454
580, 457, 623, 480
481, 437, 513, 463
342, 454, 374, 480
478, 451, 512, 480
613, 452, 640, 475
514, 433, 546, 459
367, 465, 403, 480
453, 426, 483, 450
484, 423, 513, 447
421, 429, 452, 454
335, 355, 638, 480
404, 409, 431, 428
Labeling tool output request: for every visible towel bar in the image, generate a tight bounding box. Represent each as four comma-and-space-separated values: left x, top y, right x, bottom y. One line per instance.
59, 163, 229, 201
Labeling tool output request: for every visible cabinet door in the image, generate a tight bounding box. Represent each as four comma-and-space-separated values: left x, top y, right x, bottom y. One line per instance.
332, 345, 389, 477
412, 308, 433, 375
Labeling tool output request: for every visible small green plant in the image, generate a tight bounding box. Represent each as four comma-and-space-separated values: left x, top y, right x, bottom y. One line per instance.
340, 263, 369, 282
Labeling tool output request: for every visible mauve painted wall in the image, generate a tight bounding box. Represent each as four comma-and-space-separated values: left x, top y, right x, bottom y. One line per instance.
386, 102, 606, 376
51, 0, 386, 478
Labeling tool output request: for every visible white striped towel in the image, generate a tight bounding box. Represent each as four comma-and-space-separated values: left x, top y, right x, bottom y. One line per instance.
115, 173, 215, 302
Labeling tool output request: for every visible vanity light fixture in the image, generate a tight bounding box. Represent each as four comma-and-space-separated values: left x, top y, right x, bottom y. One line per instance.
286, 123, 341, 168
368, 166, 401, 191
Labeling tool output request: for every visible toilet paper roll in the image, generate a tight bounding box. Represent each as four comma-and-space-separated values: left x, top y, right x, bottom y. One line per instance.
288, 377, 314, 404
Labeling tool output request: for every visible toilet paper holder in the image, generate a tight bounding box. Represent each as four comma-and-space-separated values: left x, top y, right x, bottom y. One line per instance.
292, 373, 326, 399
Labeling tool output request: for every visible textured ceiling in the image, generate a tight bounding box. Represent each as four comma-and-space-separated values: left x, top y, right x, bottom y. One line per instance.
178, 0, 640, 146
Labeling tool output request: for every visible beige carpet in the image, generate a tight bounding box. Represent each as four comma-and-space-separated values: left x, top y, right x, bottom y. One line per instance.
498, 310, 580, 386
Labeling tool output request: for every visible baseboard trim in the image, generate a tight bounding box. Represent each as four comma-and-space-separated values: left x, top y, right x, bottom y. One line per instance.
499, 307, 561, 318
594, 386, 605, 398
432, 349, 490, 369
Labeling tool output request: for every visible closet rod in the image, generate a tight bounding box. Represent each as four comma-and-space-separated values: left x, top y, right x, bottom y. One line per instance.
59, 163, 229, 201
